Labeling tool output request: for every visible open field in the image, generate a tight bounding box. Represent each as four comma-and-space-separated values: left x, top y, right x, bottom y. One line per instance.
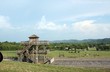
1, 50, 110, 59
1, 51, 17, 58
1, 50, 110, 72
0, 61, 110, 72
47, 50, 110, 59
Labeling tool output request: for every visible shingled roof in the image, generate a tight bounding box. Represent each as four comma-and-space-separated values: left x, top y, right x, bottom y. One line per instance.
29, 34, 39, 38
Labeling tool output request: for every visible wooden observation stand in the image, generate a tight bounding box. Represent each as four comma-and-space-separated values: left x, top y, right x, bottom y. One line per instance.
17, 34, 49, 64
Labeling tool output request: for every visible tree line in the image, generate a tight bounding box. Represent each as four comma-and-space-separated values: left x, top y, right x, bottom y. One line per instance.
0, 41, 110, 51
48, 42, 110, 52
0, 41, 23, 50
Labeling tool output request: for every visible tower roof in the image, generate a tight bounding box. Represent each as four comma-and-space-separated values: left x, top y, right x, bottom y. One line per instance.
29, 34, 39, 38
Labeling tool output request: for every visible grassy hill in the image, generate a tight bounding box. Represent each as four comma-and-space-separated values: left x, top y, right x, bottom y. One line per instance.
0, 61, 110, 72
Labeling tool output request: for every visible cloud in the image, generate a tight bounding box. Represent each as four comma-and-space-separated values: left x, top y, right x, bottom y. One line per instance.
72, 20, 110, 38
0, 15, 14, 30
35, 16, 67, 31
0, 15, 110, 41
0, 15, 22, 30
72, 20, 96, 32
35, 16, 110, 39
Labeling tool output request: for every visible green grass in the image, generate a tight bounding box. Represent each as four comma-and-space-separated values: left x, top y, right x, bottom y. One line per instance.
1, 50, 110, 59
1, 50, 110, 72
1, 51, 17, 58
0, 61, 110, 72
47, 50, 110, 58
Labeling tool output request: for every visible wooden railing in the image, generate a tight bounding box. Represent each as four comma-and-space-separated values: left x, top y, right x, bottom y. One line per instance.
21, 40, 49, 45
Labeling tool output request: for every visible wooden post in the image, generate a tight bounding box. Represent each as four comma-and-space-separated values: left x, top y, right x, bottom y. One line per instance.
35, 46, 38, 63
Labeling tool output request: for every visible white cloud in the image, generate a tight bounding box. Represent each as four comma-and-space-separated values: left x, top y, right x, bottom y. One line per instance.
0, 16, 14, 30
72, 20, 96, 33
72, 20, 110, 38
0, 15, 110, 40
35, 17, 110, 39
0, 15, 23, 30
36, 16, 67, 31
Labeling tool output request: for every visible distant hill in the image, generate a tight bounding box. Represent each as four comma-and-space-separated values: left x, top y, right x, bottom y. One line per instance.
51, 39, 79, 43
51, 38, 110, 44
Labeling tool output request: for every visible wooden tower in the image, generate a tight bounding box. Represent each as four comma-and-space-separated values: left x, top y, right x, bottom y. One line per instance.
17, 34, 49, 64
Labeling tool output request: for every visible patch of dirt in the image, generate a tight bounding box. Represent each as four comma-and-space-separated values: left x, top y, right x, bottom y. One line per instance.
52, 58, 110, 68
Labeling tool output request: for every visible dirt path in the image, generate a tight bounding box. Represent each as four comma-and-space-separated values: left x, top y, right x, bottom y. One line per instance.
52, 58, 110, 68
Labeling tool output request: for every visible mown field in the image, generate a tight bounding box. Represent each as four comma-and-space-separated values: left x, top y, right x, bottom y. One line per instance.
0, 61, 110, 72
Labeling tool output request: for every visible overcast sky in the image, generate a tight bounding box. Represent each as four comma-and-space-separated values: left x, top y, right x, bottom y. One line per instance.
0, 0, 110, 42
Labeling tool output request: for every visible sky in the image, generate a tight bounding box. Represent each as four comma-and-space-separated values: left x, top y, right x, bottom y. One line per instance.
0, 0, 110, 42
